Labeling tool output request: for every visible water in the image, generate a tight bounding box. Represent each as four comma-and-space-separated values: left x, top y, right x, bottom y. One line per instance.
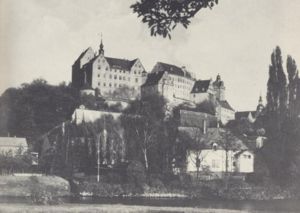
1, 196, 300, 212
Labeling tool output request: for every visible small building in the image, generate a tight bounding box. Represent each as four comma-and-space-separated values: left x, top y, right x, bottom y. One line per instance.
71, 106, 122, 125
179, 127, 254, 178
0, 137, 28, 155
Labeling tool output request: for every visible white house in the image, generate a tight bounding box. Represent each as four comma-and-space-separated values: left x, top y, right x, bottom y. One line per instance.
179, 127, 254, 177
0, 137, 28, 155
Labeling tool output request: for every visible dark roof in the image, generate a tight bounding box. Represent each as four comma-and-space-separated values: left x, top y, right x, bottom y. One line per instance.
191, 80, 211, 93
235, 111, 256, 120
178, 127, 248, 150
74, 47, 92, 64
105, 57, 137, 70
179, 109, 217, 128
141, 71, 165, 87
218, 100, 234, 111
156, 62, 192, 79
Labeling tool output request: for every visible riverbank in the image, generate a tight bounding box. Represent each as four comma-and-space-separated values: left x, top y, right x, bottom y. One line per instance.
0, 175, 70, 197
0, 203, 291, 213
74, 177, 300, 201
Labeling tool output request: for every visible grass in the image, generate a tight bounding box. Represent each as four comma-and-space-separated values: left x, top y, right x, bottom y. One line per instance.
0, 203, 274, 213
0, 175, 70, 197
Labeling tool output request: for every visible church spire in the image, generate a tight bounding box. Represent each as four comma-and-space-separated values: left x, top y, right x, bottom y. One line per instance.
99, 33, 104, 55
258, 94, 263, 105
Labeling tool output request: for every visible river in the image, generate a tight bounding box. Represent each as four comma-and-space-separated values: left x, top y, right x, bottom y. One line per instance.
1, 196, 300, 212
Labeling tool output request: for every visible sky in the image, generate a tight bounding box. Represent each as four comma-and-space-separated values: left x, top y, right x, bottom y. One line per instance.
1, 0, 300, 111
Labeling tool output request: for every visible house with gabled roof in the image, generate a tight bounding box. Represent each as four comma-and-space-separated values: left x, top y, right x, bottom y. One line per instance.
0, 137, 28, 155
72, 39, 147, 100
178, 127, 254, 178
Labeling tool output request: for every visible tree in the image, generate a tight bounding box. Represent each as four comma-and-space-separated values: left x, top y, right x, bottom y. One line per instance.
185, 127, 206, 180
266, 46, 288, 134
0, 79, 79, 144
195, 100, 216, 115
287, 55, 299, 118
121, 94, 167, 172
131, 0, 219, 38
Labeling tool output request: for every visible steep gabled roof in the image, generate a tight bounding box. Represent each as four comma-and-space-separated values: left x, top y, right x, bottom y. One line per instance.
218, 100, 235, 111
155, 62, 192, 79
74, 47, 93, 64
141, 71, 165, 87
191, 80, 211, 93
178, 127, 248, 150
105, 57, 137, 70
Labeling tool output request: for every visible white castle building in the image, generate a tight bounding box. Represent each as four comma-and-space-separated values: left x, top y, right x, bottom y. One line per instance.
72, 39, 147, 99
72, 41, 235, 124
141, 62, 235, 124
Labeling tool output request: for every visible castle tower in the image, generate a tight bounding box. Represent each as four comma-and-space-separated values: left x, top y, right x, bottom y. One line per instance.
213, 74, 225, 101
256, 95, 264, 114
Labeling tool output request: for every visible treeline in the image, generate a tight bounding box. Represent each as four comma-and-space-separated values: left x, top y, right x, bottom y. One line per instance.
0, 79, 124, 144
260, 47, 300, 184
0, 79, 79, 143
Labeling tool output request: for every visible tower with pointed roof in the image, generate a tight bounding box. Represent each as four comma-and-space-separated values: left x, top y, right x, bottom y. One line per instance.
256, 95, 264, 115
99, 34, 104, 56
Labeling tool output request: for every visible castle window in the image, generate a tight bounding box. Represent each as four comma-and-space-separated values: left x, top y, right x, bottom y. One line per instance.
114, 83, 117, 88
134, 71, 136, 74
98, 82, 100, 86
114, 75, 117, 79
98, 66, 101, 70
109, 83, 112, 87
135, 78, 138, 83
109, 75, 112, 79
123, 76, 126, 80
98, 74, 100, 77
106, 67, 108, 71
119, 76, 122, 80
103, 83, 106, 87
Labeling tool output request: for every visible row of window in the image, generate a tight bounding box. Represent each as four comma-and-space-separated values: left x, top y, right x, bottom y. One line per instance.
97, 74, 139, 83
97, 65, 142, 75
97, 82, 139, 88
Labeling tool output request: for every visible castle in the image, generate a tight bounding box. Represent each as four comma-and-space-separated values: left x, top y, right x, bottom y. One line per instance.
72, 38, 147, 99
72, 39, 235, 124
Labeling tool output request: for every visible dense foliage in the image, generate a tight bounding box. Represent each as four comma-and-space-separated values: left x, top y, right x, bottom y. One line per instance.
0, 80, 79, 143
261, 46, 300, 185
131, 0, 219, 38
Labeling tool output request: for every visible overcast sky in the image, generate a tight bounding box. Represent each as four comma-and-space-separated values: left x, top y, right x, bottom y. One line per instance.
1, 0, 300, 111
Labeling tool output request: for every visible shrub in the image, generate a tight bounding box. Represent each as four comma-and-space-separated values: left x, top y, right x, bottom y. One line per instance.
28, 176, 62, 205
126, 160, 146, 187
